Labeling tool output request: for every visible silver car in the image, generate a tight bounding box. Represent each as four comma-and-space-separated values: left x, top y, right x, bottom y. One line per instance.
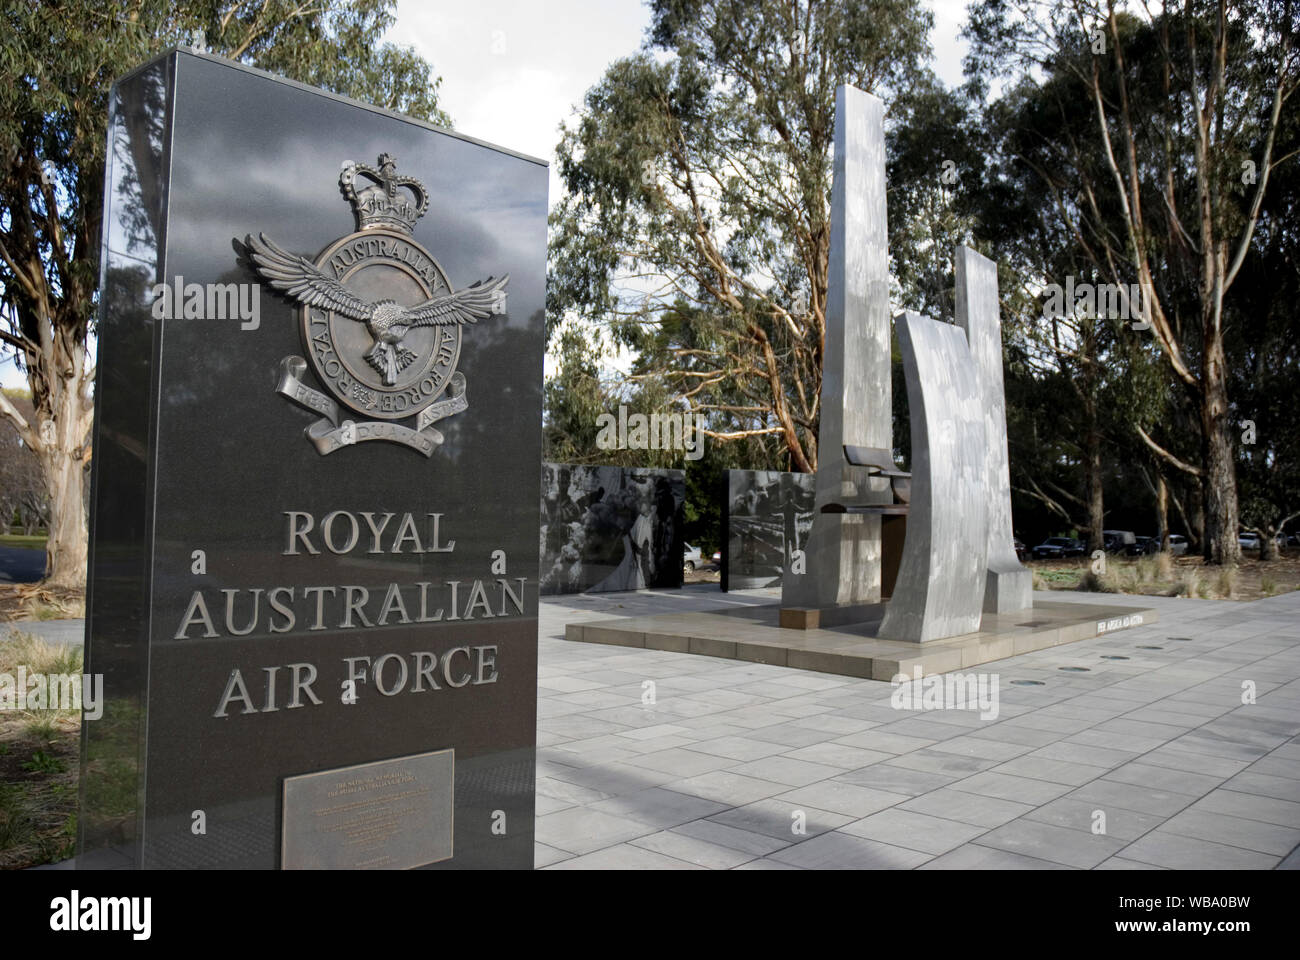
683, 542, 702, 571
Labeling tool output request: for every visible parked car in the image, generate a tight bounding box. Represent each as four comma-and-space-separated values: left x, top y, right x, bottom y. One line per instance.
1102, 529, 1136, 553
1239, 531, 1260, 550
711, 550, 721, 565
1013, 537, 1028, 561
1125, 536, 1159, 557
683, 542, 702, 571
1166, 534, 1188, 556
1032, 537, 1084, 560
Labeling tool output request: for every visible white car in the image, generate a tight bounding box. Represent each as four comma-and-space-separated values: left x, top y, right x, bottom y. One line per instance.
1167, 534, 1188, 556
683, 543, 702, 571
1239, 532, 1260, 550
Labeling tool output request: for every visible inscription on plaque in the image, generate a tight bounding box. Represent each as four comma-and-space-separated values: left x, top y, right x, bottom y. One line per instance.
281, 749, 454, 869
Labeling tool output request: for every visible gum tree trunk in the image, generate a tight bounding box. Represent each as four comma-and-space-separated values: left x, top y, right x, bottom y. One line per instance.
1201, 335, 1241, 565
40, 438, 89, 587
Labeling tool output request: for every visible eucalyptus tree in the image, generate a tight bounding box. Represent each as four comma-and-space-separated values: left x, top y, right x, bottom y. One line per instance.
548, 0, 934, 473
966, 0, 1300, 563
0, 0, 448, 586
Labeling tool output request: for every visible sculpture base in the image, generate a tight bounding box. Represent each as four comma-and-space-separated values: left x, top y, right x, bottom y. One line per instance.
565, 598, 1157, 680
984, 560, 1034, 613
779, 602, 881, 630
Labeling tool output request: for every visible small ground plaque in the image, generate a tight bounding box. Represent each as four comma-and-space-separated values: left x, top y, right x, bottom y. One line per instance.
282, 750, 454, 870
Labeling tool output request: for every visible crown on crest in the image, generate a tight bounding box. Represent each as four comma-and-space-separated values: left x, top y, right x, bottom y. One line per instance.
339, 154, 429, 234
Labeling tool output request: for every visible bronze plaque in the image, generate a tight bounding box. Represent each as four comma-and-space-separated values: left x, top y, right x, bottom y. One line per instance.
281, 749, 454, 869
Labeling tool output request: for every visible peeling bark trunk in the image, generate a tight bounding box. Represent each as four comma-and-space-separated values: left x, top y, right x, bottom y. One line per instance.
1201, 335, 1241, 565
1086, 422, 1104, 553
1260, 531, 1280, 562
1191, 483, 1205, 552
1156, 471, 1169, 550
41, 443, 88, 587
1082, 339, 1104, 553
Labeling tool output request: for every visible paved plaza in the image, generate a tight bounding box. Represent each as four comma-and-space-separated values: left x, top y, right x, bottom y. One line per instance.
535, 587, 1300, 869
8, 586, 1299, 870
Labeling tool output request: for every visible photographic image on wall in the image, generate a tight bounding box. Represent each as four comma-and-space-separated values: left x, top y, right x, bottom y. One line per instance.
540, 463, 686, 595
722, 470, 816, 591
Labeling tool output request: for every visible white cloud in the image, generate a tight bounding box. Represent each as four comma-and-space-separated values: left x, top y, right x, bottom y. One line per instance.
387, 0, 652, 208
2, 2, 972, 392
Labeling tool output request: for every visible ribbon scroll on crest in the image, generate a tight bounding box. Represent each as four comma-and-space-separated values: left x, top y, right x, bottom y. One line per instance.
276, 356, 467, 457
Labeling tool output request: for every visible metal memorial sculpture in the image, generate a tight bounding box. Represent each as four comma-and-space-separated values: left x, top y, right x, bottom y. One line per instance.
876, 312, 988, 642
782, 86, 1032, 643
781, 85, 893, 610
955, 246, 1033, 613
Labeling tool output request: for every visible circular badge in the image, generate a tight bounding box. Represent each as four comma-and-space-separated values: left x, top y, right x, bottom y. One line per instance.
299, 228, 461, 421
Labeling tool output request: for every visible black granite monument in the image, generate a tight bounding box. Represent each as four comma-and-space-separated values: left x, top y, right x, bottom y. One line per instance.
539, 463, 685, 596
721, 470, 815, 591
78, 50, 547, 869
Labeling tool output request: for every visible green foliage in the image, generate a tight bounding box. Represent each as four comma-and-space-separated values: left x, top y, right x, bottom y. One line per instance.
0, 2, 449, 586
21, 749, 65, 775
0, 783, 36, 850
547, 0, 935, 473
963, 0, 1299, 562
0, 0, 448, 342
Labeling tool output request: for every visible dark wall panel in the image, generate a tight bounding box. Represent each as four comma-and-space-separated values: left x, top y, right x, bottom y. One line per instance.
540, 463, 685, 595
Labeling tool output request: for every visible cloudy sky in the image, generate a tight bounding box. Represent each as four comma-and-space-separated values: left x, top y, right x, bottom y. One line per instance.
390, 0, 971, 206
0, 2, 971, 390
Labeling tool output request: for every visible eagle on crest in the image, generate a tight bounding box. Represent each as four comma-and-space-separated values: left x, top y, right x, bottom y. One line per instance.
245, 232, 508, 386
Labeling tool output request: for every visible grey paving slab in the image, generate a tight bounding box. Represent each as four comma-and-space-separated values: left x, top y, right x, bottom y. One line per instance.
1158, 807, 1300, 856
1065, 779, 1200, 818
832, 730, 937, 754
927, 735, 1036, 762
1222, 771, 1300, 802
747, 723, 842, 748
783, 742, 895, 769
534, 776, 612, 807
629, 830, 759, 869
533, 586, 1300, 868
949, 771, 1076, 805
533, 843, 574, 868
726, 755, 845, 787
1024, 797, 1165, 841
544, 843, 704, 870
732, 857, 804, 869
662, 770, 791, 807
1094, 857, 1169, 870
883, 748, 1000, 777
1136, 748, 1253, 779
1102, 762, 1228, 797
1030, 740, 1142, 769
839, 808, 989, 855
775, 781, 911, 819
975, 819, 1127, 869
835, 764, 958, 796
990, 756, 1111, 787
586, 788, 730, 829
708, 799, 854, 841
918, 844, 1074, 870
769, 832, 932, 869
544, 759, 685, 795
534, 808, 658, 856
534, 793, 574, 816
898, 787, 1036, 827
1117, 831, 1281, 870
684, 735, 790, 762
623, 747, 740, 778
671, 818, 792, 857
1188, 788, 1300, 827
